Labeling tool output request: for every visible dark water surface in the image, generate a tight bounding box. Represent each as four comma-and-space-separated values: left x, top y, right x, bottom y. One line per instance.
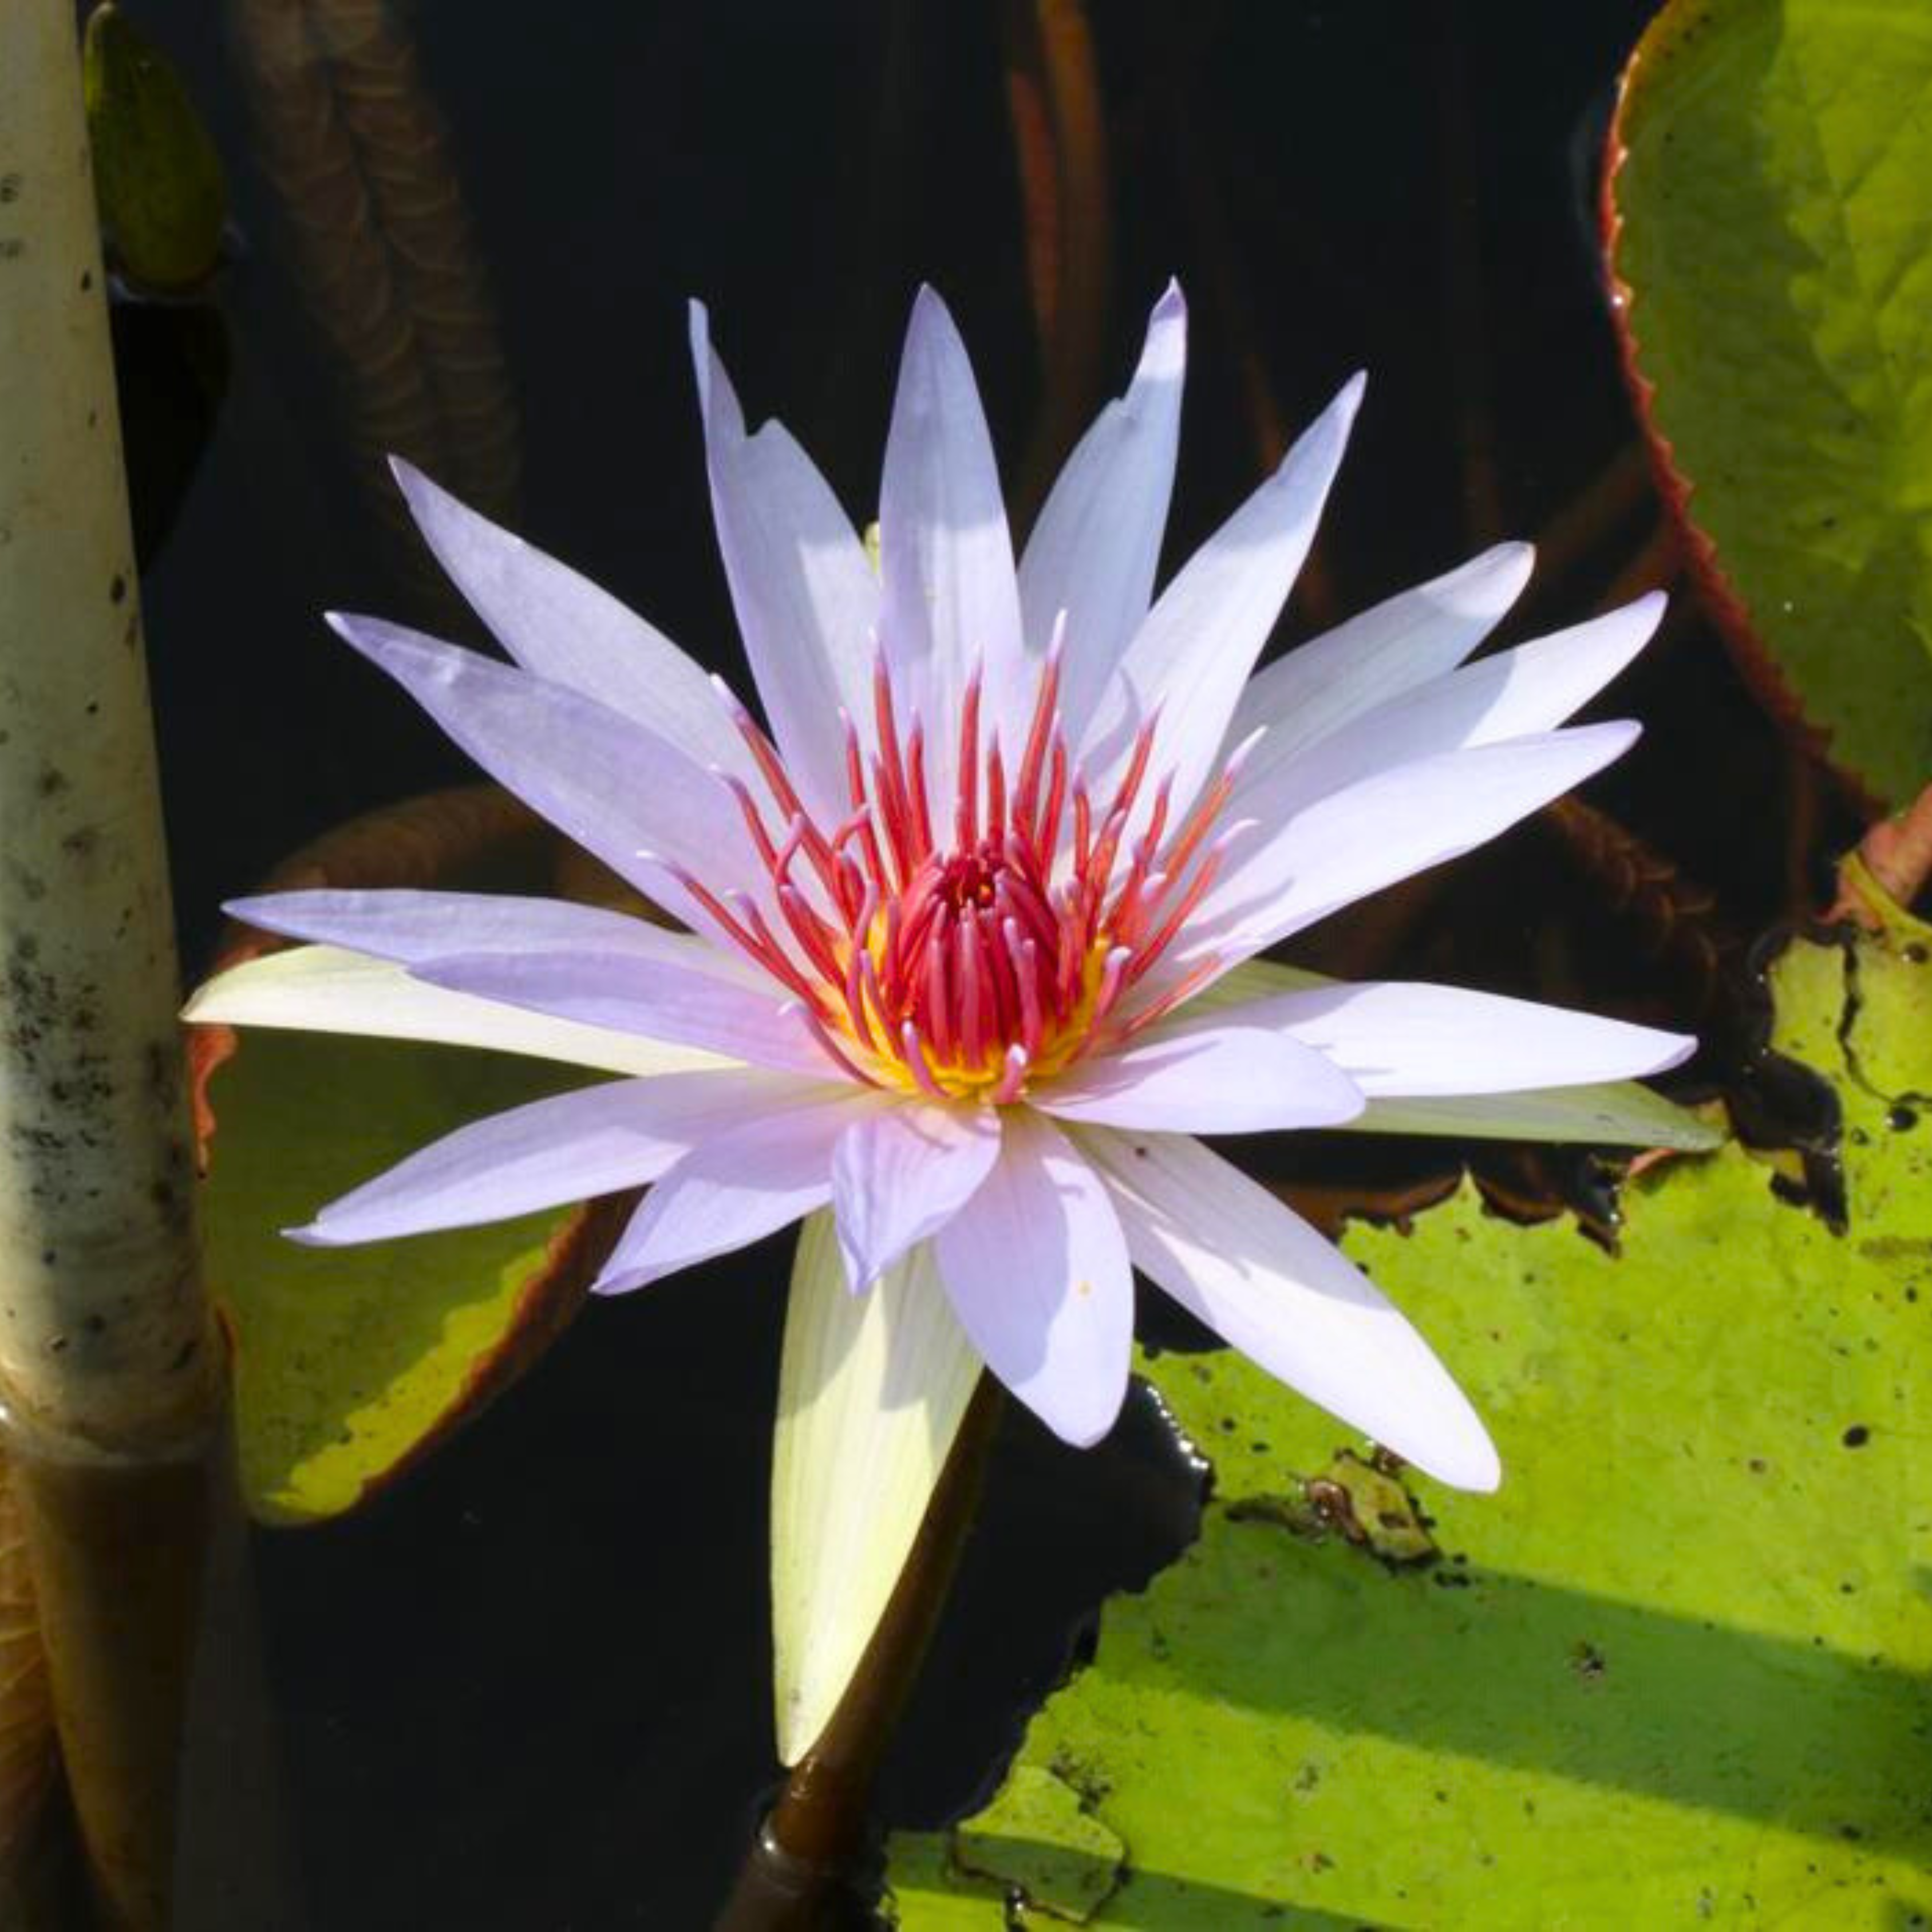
116, 2, 1855, 1923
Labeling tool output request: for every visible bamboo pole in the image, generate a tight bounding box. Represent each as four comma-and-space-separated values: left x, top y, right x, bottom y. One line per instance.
0, 5, 224, 1924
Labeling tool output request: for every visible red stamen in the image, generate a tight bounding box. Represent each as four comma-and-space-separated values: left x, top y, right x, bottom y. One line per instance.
793, 1002, 886, 1085
990, 1043, 1029, 1104
1003, 919, 1045, 1057
904, 720, 935, 860
956, 667, 982, 847
1013, 618, 1065, 835
899, 1021, 950, 1101
1038, 736, 1069, 862
957, 915, 986, 1064
1111, 954, 1224, 1043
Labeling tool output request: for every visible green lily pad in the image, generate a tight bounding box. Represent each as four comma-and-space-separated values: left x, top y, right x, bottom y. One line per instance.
887, 887, 1932, 1925
84, 2, 226, 295
1606, 0, 1932, 805
196, 1026, 607, 1526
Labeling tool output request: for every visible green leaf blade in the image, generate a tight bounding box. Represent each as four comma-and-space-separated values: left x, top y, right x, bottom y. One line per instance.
887, 901, 1932, 1926
199, 1029, 606, 1526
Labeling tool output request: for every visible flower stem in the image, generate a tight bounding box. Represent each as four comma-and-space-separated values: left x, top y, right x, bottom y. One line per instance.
718, 1376, 1003, 1929
0, 5, 224, 1917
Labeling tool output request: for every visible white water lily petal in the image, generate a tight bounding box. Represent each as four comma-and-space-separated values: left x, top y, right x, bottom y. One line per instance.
1229, 589, 1665, 821
691, 306, 880, 817
772, 1214, 982, 1764
933, 1110, 1131, 1447
593, 1089, 883, 1293
389, 460, 758, 784
1019, 282, 1187, 731
1349, 1084, 1721, 1151
879, 286, 1028, 807
1078, 373, 1362, 833
1079, 1127, 1499, 1490
183, 946, 734, 1078
1206, 981, 1694, 1097
1177, 721, 1641, 973
1175, 956, 1329, 1014
1030, 1021, 1362, 1133
1227, 541, 1534, 768
831, 1103, 1002, 1290
326, 615, 761, 945
412, 948, 831, 1076
292, 1068, 830, 1245
223, 888, 766, 983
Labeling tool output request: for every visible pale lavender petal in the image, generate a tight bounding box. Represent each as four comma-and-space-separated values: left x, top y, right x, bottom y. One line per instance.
594, 1091, 882, 1293
879, 286, 1028, 812
1173, 722, 1641, 975
933, 1109, 1132, 1447
1018, 282, 1187, 733
388, 459, 757, 783
690, 306, 880, 819
1030, 1018, 1362, 1133
1078, 1126, 1499, 1491
325, 614, 763, 945
830, 1102, 1002, 1290
1078, 373, 1362, 833
1226, 542, 1534, 771
223, 888, 764, 978
291, 1067, 832, 1245
412, 949, 832, 1077
1228, 590, 1664, 824
184, 945, 733, 1079
1232, 980, 1694, 1097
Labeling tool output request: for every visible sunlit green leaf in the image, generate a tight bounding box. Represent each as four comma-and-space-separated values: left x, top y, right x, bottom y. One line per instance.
1607, 0, 1932, 804
887, 886, 1932, 1925
197, 1029, 604, 1526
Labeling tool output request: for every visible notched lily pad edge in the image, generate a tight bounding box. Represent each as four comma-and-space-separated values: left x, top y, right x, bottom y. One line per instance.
1598, 4, 1892, 816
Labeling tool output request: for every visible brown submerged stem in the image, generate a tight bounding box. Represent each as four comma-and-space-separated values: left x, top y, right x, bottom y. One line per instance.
717, 1377, 1003, 1929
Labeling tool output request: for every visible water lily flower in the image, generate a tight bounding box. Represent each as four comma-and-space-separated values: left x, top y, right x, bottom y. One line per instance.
188, 282, 1709, 1506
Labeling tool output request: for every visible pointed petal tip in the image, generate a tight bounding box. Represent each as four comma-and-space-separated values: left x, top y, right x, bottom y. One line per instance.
1628, 584, 1670, 630
905, 282, 968, 355
1447, 1437, 1504, 1494
589, 1265, 647, 1298
1136, 281, 1188, 379
1492, 537, 1536, 582
322, 608, 378, 654
1650, 1030, 1701, 1075
1041, 1373, 1128, 1449
1394, 1404, 1502, 1493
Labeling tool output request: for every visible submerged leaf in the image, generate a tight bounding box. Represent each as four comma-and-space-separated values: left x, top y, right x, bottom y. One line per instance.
887, 882, 1932, 1925
1606, 0, 1932, 804
83, 3, 226, 294
195, 1026, 614, 1526
188, 789, 626, 1525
